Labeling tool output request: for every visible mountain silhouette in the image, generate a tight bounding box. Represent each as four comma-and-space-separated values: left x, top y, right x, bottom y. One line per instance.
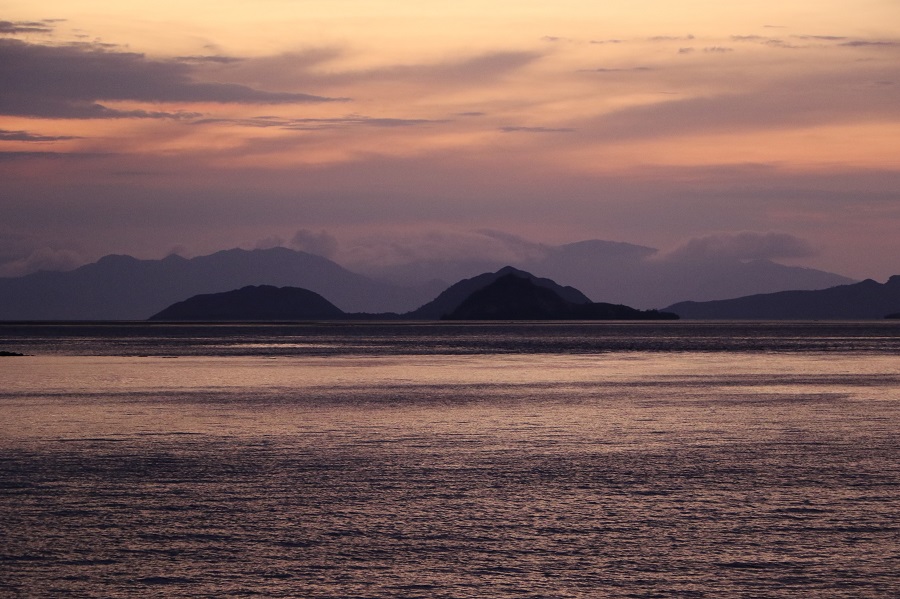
0, 240, 858, 321
407, 266, 591, 319
149, 285, 345, 321
0, 247, 440, 320
146, 269, 676, 321
443, 272, 678, 320
665, 275, 900, 319
354, 238, 854, 309
524, 241, 855, 309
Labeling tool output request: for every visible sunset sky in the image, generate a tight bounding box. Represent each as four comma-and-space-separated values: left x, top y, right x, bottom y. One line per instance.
2, 1, 899, 280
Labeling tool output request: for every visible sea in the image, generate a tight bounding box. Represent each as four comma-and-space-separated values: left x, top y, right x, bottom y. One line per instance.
1, 321, 899, 598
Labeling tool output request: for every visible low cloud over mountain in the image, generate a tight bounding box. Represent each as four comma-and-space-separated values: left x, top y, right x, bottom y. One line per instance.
329, 230, 853, 309
660, 232, 816, 262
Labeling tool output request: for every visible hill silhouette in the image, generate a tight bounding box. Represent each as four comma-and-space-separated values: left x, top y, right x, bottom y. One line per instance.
665, 275, 900, 319
147, 270, 676, 321
407, 266, 591, 319
149, 285, 346, 321
444, 273, 678, 320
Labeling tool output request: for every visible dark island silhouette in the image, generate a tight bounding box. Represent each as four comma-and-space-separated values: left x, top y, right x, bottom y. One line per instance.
665, 275, 900, 320
442, 273, 678, 320
0, 350, 26, 357
149, 268, 678, 321
150, 285, 347, 321
407, 266, 592, 319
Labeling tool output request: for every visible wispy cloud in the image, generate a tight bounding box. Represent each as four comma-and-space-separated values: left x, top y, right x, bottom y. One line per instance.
221, 48, 542, 92
662, 232, 817, 262
500, 126, 575, 133
0, 246, 84, 277
0, 39, 344, 119
192, 115, 448, 130
290, 229, 339, 258
840, 40, 899, 47
577, 59, 900, 140
310, 51, 543, 87
0, 19, 57, 35
285, 117, 447, 129
649, 35, 695, 42
579, 66, 654, 73
0, 129, 80, 142
793, 35, 849, 42
338, 228, 549, 271
0, 151, 67, 161
175, 55, 244, 64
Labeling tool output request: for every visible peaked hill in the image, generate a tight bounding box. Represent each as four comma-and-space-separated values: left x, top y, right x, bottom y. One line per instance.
665, 275, 900, 319
443, 273, 678, 320
407, 266, 591, 319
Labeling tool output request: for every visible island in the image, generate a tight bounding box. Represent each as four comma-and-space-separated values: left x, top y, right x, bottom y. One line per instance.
149, 285, 346, 321
442, 273, 678, 320
665, 275, 900, 320
148, 269, 678, 321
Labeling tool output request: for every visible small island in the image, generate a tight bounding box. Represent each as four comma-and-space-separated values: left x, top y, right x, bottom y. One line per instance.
442, 273, 678, 320
0, 350, 26, 357
149, 285, 346, 321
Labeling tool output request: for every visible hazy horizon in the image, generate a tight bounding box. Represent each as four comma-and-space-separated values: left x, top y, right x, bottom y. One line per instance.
0, 229, 881, 283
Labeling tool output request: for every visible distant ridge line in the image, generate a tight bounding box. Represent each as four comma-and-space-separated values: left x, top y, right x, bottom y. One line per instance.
665, 275, 900, 320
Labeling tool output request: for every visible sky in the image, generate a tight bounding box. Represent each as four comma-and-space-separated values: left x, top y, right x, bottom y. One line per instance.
2, 0, 899, 280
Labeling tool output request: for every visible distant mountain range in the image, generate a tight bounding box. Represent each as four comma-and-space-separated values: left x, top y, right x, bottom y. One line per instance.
0, 241, 865, 320
148, 269, 678, 321
666, 276, 900, 319
356, 239, 855, 309
0, 248, 442, 320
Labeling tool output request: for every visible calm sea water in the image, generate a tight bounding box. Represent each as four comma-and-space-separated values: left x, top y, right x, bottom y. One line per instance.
1, 322, 899, 598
